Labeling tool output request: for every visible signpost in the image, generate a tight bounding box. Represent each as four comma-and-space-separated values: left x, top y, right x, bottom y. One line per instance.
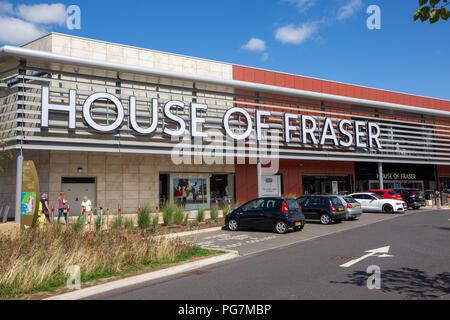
20, 161, 40, 231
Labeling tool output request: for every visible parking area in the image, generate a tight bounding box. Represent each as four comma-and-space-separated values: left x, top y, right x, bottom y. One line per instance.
182, 208, 432, 255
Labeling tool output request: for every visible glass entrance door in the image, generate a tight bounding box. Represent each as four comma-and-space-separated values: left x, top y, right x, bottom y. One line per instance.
170, 173, 211, 210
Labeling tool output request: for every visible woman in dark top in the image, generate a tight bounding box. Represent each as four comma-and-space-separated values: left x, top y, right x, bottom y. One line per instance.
40, 193, 50, 223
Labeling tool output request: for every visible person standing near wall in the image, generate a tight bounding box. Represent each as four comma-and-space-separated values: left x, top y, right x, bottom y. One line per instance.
81, 196, 92, 224
40, 193, 50, 223
57, 192, 68, 224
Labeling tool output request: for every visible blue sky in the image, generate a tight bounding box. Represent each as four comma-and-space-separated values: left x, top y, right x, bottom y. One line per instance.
1, 0, 449, 100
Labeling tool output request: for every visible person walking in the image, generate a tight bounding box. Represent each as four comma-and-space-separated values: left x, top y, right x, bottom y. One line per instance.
57, 192, 68, 225
175, 186, 183, 206
81, 196, 92, 224
40, 193, 50, 223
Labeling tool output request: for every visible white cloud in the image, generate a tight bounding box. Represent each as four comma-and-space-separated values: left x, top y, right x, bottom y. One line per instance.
17, 3, 67, 25
337, 0, 362, 21
275, 22, 318, 45
0, 16, 46, 45
242, 38, 267, 52
282, 0, 316, 12
0, 1, 13, 15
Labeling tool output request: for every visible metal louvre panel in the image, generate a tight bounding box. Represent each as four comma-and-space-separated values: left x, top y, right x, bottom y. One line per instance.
1, 66, 449, 164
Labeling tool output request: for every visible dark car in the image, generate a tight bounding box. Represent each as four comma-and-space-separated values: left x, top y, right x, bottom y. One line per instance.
225, 197, 305, 234
393, 188, 426, 210
296, 195, 347, 225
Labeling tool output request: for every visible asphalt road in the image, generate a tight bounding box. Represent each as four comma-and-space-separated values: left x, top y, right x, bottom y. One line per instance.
88, 209, 450, 300
184, 209, 422, 255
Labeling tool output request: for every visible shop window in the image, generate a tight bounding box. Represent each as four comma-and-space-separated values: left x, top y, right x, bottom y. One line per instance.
302, 175, 353, 195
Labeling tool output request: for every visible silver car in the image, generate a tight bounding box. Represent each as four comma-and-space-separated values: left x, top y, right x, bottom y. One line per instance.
336, 195, 363, 220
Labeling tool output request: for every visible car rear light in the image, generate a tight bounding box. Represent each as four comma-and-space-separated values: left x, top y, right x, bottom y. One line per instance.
347, 203, 353, 209
410, 192, 415, 197
297, 203, 302, 211
331, 206, 337, 213
282, 201, 289, 213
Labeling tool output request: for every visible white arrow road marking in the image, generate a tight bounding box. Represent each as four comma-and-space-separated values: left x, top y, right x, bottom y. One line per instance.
340, 246, 393, 268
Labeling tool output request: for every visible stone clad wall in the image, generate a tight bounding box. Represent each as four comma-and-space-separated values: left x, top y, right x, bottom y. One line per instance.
23, 33, 233, 80
47, 151, 234, 214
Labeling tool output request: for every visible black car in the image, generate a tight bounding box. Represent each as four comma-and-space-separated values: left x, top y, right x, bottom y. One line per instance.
225, 197, 305, 234
296, 195, 346, 225
393, 188, 426, 209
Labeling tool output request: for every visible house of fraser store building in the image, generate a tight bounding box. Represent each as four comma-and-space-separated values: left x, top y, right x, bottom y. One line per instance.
0, 33, 449, 220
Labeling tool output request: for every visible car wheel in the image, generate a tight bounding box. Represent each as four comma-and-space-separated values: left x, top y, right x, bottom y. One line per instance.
275, 221, 288, 234
320, 214, 332, 225
413, 206, 420, 210
382, 204, 394, 213
349, 217, 358, 221
227, 219, 239, 231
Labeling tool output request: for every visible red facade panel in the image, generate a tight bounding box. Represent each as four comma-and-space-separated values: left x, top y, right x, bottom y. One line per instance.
235, 160, 355, 204
232, 65, 450, 112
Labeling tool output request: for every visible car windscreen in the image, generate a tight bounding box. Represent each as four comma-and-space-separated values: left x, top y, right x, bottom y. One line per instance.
343, 196, 358, 203
285, 199, 300, 211
330, 197, 343, 206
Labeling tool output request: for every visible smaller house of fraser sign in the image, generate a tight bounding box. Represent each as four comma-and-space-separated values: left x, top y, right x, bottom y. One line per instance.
40, 87, 383, 149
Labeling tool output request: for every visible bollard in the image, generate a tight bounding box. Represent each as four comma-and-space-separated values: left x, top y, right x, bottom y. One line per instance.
67, 206, 70, 225
118, 206, 122, 216
437, 195, 442, 210
228, 200, 231, 208
216, 200, 219, 207
51, 207, 55, 222
432, 196, 435, 209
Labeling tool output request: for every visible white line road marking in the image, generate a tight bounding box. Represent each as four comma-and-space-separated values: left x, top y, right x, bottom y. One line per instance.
340, 246, 393, 268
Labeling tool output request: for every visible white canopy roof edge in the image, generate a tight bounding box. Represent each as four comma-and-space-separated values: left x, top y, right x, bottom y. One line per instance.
0, 45, 449, 118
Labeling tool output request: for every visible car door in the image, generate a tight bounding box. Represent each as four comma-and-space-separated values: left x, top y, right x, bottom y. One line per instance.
352, 194, 368, 210
298, 197, 313, 219
367, 195, 382, 211
261, 198, 280, 228
308, 197, 323, 219
239, 199, 265, 228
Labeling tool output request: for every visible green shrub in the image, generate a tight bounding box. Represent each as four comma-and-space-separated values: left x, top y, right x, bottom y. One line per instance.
182, 213, 189, 226
137, 206, 151, 229
72, 216, 84, 232
161, 202, 175, 225
190, 221, 199, 227
173, 206, 185, 225
151, 213, 159, 229
94, 215, 102, 231
210, 206, 219, 221
123, 218, 134, 230
197, 207, 205, 223
221, 205, 230, 217
111, 215, 123, 230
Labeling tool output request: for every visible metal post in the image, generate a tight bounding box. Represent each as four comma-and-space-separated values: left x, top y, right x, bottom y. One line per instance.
378, 162, 384, 190
257, 158, 262, 197
15, 149, 24, 224
256, 92, 262, 198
